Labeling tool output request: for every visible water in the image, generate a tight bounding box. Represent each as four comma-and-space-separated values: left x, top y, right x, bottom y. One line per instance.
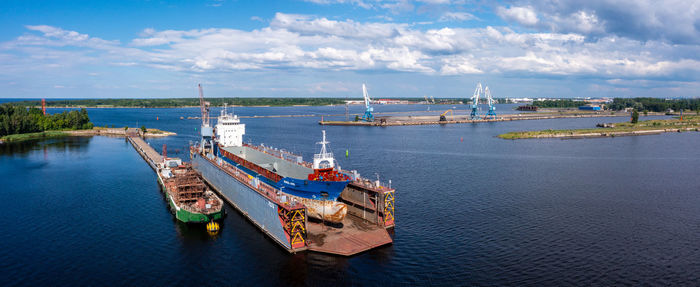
2, 105, 700, 285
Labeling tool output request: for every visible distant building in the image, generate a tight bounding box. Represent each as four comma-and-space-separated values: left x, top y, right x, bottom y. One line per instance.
579, 105, 602, 111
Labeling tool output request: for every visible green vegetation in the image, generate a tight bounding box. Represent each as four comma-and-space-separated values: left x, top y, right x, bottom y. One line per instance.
531, 99, 588, 109
498, 116, 700, 139
141, 125, 147, 133
1, 131, 69, 143
0, 104, 93, 137
12, 98, 352, 108
631, 110, 639, 123
608, 98, 700, 112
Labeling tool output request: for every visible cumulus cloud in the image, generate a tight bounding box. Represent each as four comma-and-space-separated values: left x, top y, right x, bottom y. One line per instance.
2, 12, 700, 84
496, 6, 539, 26
496, 0, 700, 44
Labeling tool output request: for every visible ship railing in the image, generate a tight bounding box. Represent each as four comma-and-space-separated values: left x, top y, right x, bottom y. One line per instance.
313, 152, 334, 159
209, 150, 305, 210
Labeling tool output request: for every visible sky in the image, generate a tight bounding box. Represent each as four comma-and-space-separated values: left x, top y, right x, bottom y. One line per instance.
1, 0, 699, 99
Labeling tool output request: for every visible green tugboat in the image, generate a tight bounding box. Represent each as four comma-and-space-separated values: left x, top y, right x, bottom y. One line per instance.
156, 157, 224, 223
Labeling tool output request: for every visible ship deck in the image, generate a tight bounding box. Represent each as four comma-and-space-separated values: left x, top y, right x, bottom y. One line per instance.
307, 214, 393, 256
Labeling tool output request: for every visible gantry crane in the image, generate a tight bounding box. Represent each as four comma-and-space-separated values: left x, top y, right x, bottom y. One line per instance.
484, 86, 497, 119
361, 83, 374, 122
198, 84, 213, 152
470, 83, 482, 120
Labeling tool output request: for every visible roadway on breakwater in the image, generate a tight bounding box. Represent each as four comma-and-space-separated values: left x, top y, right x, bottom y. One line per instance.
319, 111, 663, 126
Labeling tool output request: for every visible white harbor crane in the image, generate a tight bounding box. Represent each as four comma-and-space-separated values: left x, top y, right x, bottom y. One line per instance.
470, 83, 483, 120
361, 83, 374, 122
484, 86, 497, 119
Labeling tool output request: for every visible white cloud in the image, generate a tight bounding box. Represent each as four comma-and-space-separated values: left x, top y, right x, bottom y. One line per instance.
497, 0, 700, 44
496, 6, 539, 26
438, 12, 476, 22
2, 12, 700, 85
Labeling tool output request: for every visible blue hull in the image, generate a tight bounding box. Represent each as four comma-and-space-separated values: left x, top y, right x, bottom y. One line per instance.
278, 178, 348, 201
215, 145, 348, 201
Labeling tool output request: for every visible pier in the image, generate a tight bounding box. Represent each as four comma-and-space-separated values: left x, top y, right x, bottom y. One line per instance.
126, 129, 162, 171
318, 111, 653, 126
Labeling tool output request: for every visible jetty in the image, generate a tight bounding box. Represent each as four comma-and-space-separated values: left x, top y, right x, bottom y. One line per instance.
319, 111, 664, 126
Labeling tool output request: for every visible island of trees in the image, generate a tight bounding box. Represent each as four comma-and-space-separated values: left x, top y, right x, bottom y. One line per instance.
0, 104, 93, 137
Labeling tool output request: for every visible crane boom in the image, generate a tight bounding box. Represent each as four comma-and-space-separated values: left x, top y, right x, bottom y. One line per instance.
470, 83, 482, 120
198, 84, 209, 127
362, 84, 371, 108
360, 83, 374, 122
484, 86, 497, 119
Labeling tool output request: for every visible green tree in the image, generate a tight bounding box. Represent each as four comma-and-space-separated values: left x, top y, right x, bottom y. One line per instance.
141, 125, 147, 133
631, 110, 639, 124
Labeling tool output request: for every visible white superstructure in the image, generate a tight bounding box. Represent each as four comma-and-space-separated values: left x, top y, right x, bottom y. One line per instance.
313, 130, 335, 169
215, 105, 245, 147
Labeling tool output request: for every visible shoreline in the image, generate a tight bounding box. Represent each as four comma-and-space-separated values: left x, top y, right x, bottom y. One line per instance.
502, 128, 699, 139
498, 116, 700, 140
0, 127, 176, 144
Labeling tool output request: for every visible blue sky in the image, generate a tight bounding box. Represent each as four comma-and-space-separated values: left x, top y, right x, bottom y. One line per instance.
1, 0, 699, 99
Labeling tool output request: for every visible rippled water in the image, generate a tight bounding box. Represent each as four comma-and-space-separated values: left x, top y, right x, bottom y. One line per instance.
2, 104, 700, 285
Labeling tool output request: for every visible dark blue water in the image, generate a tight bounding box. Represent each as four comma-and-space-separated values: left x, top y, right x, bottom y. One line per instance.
2, 105, 700, 285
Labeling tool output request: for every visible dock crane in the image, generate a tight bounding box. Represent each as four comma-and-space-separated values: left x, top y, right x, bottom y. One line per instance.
361, 83, 374, 122
484, 86, 497, 119
470, 83, 482, 120
198, 84, 213, 153
439, 109, 454, 122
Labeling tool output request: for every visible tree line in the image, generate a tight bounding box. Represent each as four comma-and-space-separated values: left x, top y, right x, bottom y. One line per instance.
608, 98, 700, 112
531, 99, 588, 108
0, 104, 93, 136
11, 98, 350, 108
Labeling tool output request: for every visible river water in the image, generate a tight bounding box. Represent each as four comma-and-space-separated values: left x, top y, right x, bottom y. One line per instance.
1, 104, 700, 286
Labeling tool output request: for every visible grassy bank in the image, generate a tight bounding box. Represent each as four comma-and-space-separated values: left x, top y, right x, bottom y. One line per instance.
0, 127, 175, 143
499, 116, 700, 139
1, 131, 70, 143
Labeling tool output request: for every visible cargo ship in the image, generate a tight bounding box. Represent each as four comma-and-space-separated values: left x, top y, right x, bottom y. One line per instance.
156, 157, 224, 223
196, 103, 349, 223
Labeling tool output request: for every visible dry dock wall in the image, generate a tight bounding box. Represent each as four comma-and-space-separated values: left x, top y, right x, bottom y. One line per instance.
191, 153, 293, 251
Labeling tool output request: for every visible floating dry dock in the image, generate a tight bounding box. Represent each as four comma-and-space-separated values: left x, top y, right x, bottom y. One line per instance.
191, 147, 395, 256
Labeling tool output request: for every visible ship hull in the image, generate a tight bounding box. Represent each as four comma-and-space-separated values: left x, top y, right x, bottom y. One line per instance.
217, 145, 349, 202
157, 175, 224, 223
289, 195, 347, 224
278, 177, 348, 201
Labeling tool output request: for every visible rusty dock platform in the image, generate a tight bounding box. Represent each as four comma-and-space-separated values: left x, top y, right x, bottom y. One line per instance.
306, 179, 395, 256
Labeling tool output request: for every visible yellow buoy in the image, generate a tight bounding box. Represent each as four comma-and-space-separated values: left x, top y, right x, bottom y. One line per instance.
206, 221, 220, 233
